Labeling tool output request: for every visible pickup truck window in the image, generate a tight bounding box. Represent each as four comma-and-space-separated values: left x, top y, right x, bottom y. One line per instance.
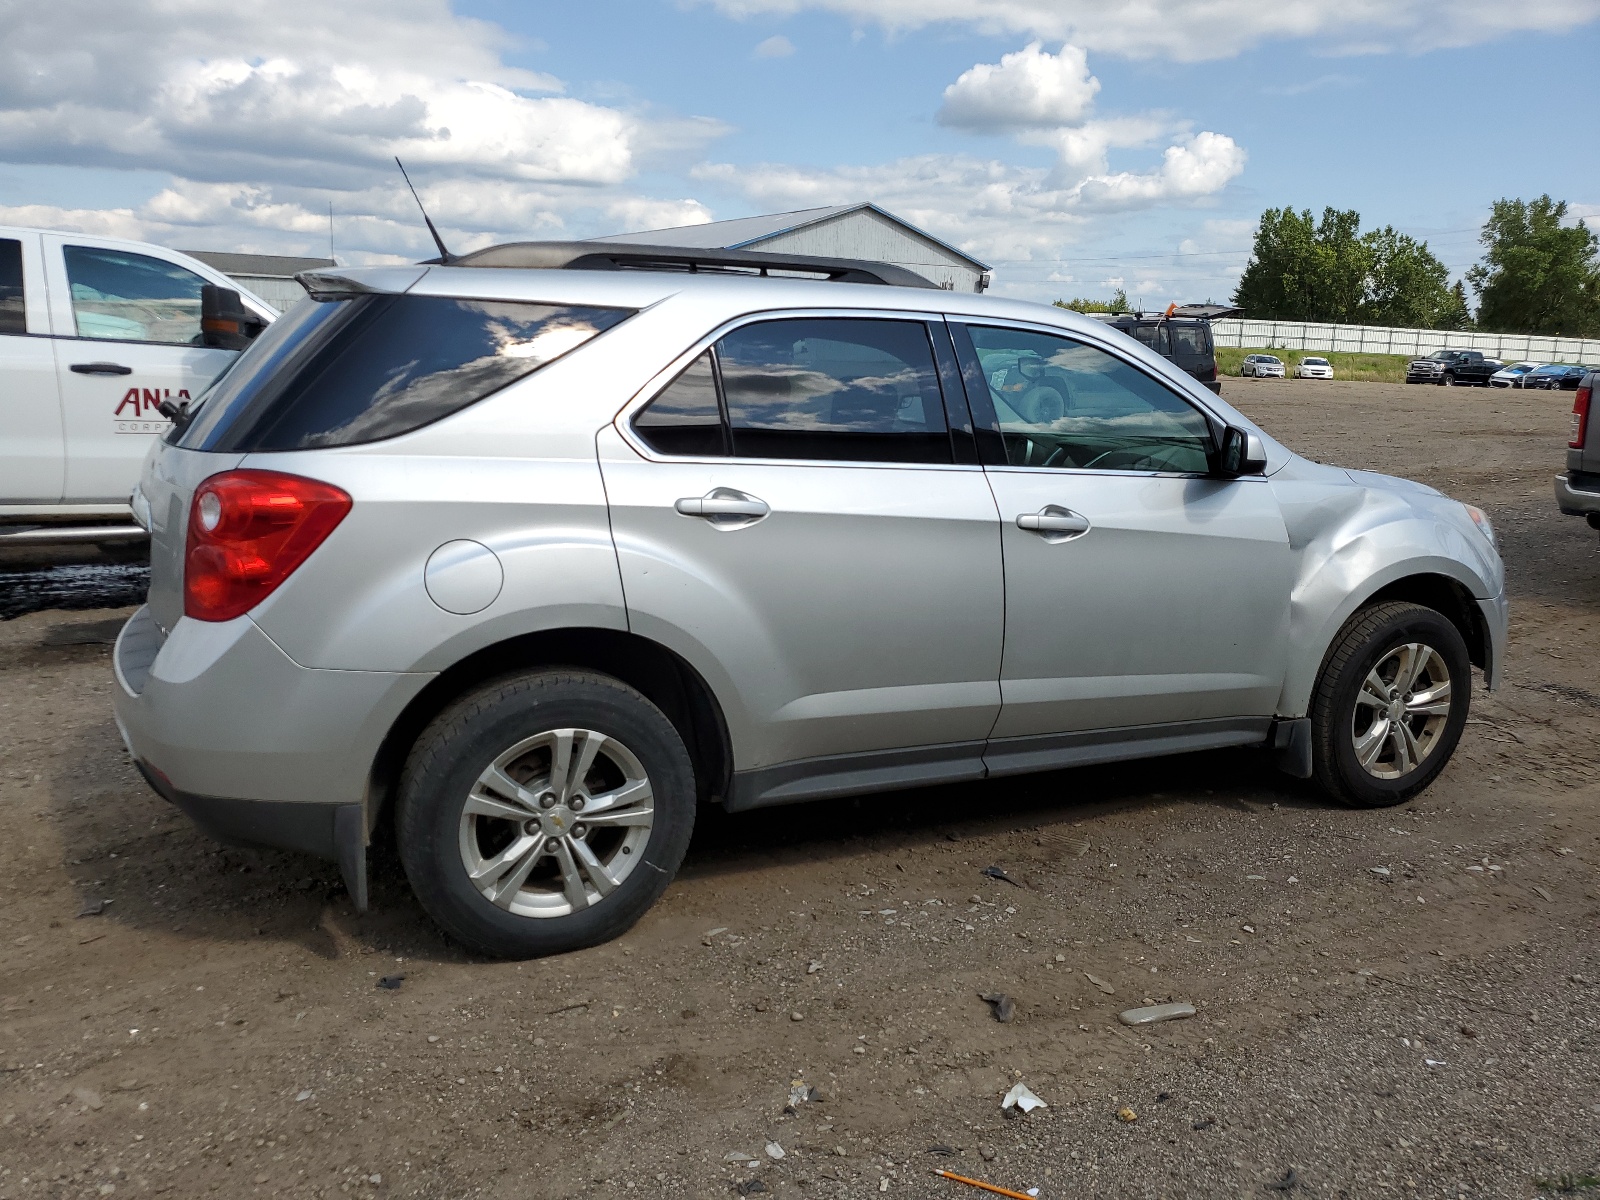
62, 245, 207, 344
0, 238, 22, 336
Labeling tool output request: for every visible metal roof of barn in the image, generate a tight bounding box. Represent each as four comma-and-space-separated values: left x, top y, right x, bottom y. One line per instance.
180, 251, 336, 278
589, 202, 990, 271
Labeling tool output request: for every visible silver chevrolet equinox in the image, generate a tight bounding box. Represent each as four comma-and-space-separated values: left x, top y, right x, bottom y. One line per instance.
112, 241, 1507, 958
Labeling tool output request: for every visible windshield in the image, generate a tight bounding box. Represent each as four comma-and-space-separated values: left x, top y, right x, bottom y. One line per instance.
1303, 358, 1328, 366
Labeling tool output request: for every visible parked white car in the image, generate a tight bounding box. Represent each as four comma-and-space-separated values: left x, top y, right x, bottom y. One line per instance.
1488, 361, 1543, 388
0, 226, 276, 548
1241, 354, 1285, 378
1294, 356, 1334, 379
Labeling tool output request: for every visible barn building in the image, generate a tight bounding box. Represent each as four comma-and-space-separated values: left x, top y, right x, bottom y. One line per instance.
591, 203, 991, 293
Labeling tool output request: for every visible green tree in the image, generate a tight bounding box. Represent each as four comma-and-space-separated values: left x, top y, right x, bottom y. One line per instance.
1467, 196, 1600, 337
1055, 288, 1128, 313
1234, 206, 1469, 328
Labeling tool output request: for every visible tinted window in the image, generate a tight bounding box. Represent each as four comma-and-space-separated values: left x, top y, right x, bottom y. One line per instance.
0, 239, 23, 336
178, 294, 631, 452
63, 245, 207, 344
717, 318, 951, 464
632, 350, 727, 457
965, 325, 1212, 473
1170, 324, 1211, 356
1130, 323, 1172, 355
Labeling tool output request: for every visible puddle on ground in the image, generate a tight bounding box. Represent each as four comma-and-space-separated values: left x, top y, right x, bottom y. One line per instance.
0, 563, 150, 620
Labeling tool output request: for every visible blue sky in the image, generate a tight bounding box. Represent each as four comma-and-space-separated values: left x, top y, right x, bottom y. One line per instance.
1, 0, 1596, 306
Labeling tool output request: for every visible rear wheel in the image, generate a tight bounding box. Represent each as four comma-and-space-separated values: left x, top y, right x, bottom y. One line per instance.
397, 670, 695, 958
1309, 602, 1471, 808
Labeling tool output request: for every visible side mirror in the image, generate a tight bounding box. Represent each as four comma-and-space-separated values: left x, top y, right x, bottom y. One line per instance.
1216, 426, 1268, 477
200, 284, 267, 351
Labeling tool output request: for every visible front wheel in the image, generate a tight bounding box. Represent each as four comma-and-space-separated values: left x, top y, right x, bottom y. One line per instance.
397, 670, 696, 958
1309, 602, 1471, 808
1441, 372, 1455, 386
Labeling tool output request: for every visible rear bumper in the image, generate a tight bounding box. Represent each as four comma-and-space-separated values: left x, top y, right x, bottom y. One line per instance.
112, 605, 433, 900
1556, 472, 1600, 518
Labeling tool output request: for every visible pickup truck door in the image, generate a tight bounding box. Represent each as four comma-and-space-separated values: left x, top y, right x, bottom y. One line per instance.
41, 235, 239, 504
0, 232, 66, 503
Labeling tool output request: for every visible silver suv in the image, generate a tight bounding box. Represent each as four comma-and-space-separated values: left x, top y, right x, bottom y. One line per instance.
112, 241, 1507, 958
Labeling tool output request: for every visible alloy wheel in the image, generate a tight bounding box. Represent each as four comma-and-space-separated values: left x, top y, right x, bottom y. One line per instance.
457, 728, 655, 918
1350, 642, 1453, 780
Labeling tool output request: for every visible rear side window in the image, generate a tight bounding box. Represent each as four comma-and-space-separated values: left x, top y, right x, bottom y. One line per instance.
0, 239, 23, 335
63, 245, 207, 344
631, 317, 954, 464
178, 294, 632, 452
1170, 324, 1211, 356
632, 350, 727, 457
719, 318, 950, 463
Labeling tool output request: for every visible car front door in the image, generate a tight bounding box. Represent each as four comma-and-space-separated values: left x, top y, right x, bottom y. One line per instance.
599, 313, 1004, 807
0, 232, 65, 503
42, 236, 238, 503
947, 320, 1293, 770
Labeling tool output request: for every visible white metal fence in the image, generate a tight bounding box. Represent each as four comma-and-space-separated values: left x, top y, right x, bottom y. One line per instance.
1211, 318, 1600, 364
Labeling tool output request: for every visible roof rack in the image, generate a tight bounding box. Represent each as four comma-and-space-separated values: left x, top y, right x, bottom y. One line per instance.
436, 240, 940, 290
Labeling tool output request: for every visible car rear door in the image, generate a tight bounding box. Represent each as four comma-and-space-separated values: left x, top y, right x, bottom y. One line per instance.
0, 232, 65, 503
599, 312, 1004, 803
948, 319, 1293, 769
41, 235, 240, 503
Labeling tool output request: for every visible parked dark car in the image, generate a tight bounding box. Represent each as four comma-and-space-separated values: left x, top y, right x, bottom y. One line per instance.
1092, 313, 1222, 392
1405, 349, 1503, 386
1555, 371, 1600, 539
1526, 363, 1597, 391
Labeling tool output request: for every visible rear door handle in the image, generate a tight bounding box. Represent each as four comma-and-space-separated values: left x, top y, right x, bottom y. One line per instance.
1016, 505, 1091, 541
69, 362, 133, 375
675, 488, 770, 526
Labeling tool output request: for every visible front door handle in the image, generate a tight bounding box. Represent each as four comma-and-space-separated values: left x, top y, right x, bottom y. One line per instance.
1016, 505, 1091, 541
675, 488, 770, 527
70, 362, 133, 375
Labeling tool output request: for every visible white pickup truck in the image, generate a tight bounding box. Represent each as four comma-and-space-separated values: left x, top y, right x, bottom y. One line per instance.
0, 226, 276, 549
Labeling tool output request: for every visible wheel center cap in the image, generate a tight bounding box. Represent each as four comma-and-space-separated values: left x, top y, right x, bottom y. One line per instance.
539, 807, 575, 838
1387, 699, 1407, 722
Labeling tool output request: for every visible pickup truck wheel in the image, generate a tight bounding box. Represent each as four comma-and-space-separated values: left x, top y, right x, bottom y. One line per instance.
1309, 602, 1470, 809
396, 670, 695, 959
1441, 371, 1455, 386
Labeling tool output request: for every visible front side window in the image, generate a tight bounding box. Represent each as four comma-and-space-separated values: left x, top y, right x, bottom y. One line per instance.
963, 325, 1213, 473
632, 317, 953, 464
63, 245, 207, 344
0, 239, 23, 336
179, 294, 631, 452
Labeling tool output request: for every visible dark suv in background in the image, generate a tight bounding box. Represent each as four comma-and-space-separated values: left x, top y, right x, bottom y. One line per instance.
1556, 370, 1600, 539
1093, 311, 1222, 393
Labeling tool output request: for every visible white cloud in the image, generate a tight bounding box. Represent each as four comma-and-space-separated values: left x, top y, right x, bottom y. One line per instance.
754, 34, 797, 57
698, 0, 1600, 61
0, 0, 726, 260
1072, 132, 1247, 210
938, 42, 1099, 131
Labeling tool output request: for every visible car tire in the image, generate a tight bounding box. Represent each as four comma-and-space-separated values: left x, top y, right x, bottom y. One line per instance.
1309, 602, 1471, 809
396, 669, 696, 958
1442, 372, 1455, 386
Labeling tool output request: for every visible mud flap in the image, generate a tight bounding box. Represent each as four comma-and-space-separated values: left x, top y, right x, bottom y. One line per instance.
334, 804, 369, 913
1271, 717, 1313, 779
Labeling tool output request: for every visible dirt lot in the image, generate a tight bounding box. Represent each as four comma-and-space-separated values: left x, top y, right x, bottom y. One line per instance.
2, 379, 1597, 1200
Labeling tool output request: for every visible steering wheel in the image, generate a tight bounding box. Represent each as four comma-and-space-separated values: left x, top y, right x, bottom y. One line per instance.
1079, 444, 1192, 472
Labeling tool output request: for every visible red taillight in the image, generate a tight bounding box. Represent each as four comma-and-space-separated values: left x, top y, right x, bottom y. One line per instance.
184, 470, 351, 622
1572, 387, 1592, 450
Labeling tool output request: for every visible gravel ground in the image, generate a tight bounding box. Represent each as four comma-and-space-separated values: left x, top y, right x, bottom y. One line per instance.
1, 378, 1597, 1200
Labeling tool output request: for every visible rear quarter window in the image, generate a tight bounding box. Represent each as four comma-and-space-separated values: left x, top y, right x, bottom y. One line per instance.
177, 294, 632, 452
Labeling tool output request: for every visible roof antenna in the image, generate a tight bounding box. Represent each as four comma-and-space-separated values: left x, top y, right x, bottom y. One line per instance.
395, 157, 453, 264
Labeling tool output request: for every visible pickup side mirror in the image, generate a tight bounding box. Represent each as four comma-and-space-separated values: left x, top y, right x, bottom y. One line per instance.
200, 284, 267, 351
1216, 426, 1268, 477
